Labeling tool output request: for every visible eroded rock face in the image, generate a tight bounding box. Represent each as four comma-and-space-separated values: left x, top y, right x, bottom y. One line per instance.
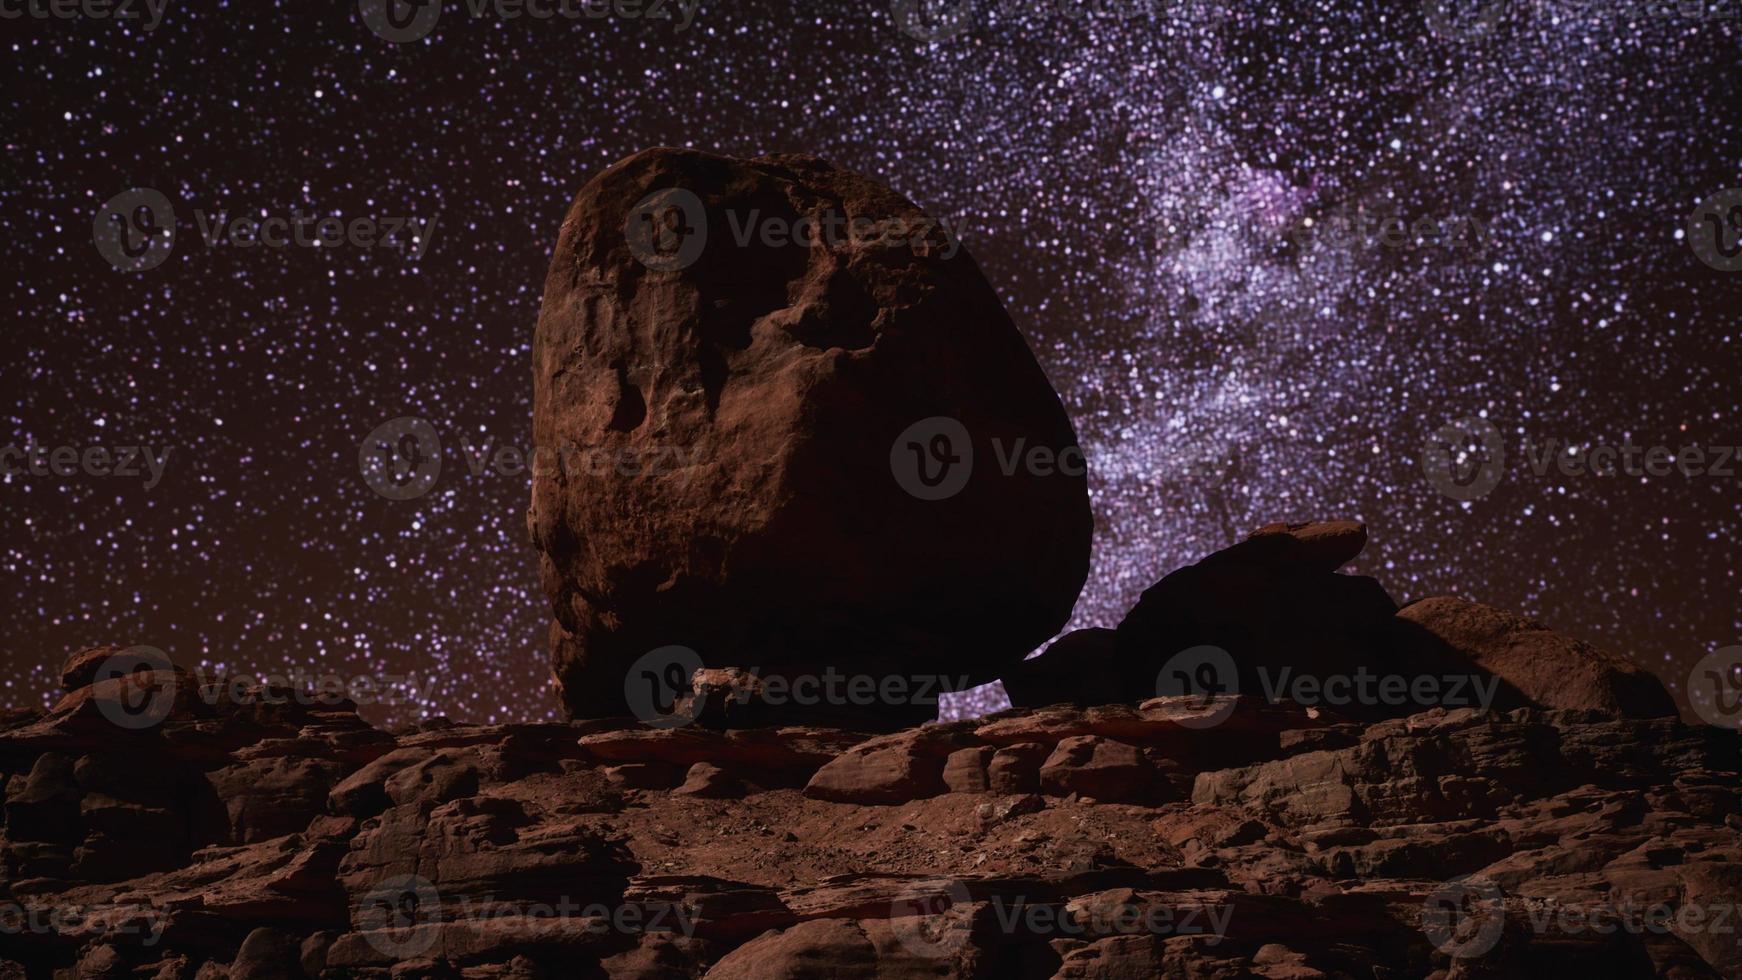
2, 637, 1739, 978
1008, 521, 1678, 729
1394, 595, 1678, 719
4, 657, 1738, 978
7, 520, 1727, 977
530, 148, 1092, 721
1005, 522, 1399, 712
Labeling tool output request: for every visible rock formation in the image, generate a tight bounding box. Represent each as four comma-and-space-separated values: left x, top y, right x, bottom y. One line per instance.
1006, 520, 1680, 725
3, 521, 1736, 978
3, 153, 1733, 978
529, 148, 1092, 723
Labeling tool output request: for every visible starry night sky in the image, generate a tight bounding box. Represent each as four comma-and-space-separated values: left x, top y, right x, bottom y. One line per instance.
5, 0, 1740, 726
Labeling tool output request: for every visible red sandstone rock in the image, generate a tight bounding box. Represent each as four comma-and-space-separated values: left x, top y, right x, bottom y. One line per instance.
987, 742, 1050, 795
4, 569, 1737, 980
941, 746, 996, 794
1394, 595, 1678, 719
1039, 736, 1155, 804
1244, 520, 1368, 572
802, 726, 974, 805
675, 762, 743, 798
530, 148, 1092, 721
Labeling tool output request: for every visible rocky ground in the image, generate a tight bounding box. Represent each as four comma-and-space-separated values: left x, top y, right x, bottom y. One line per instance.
3, 526, 1738, 979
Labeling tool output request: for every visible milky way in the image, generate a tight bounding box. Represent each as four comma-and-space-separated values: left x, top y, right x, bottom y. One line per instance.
5, 0, 1740, 726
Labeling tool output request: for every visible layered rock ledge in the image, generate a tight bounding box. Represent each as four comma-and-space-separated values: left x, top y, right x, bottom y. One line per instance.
2, 640, 1737, 979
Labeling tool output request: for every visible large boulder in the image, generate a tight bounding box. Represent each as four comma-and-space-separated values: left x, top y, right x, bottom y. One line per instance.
530, 148, 1091, 720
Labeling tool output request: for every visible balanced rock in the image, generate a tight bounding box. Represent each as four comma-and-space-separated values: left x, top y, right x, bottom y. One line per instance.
530, 148, 1092, 720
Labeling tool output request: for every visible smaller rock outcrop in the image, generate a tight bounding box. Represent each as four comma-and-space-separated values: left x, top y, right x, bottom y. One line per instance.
1394, 594, 1678, 718
1004, 520, 1678, 728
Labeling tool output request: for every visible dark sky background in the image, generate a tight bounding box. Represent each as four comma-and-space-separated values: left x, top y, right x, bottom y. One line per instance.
4, 0, 1739, 726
